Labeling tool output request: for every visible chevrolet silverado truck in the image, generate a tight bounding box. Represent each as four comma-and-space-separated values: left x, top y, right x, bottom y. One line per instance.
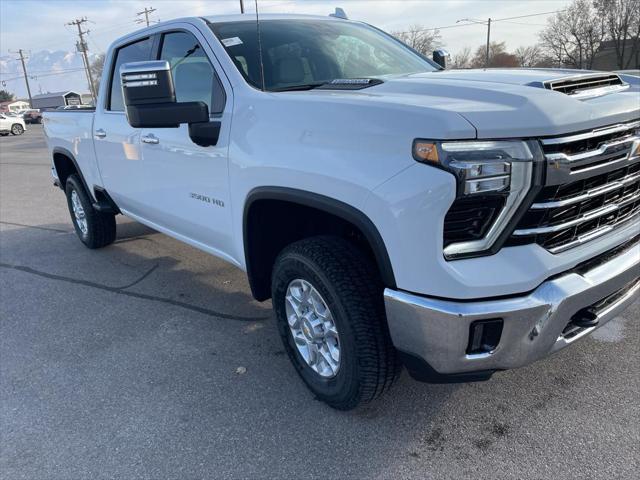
43, 13, 640, 410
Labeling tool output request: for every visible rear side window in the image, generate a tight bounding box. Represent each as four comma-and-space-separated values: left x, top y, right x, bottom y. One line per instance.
108, 37, 153, 111
160, 31, 225, 114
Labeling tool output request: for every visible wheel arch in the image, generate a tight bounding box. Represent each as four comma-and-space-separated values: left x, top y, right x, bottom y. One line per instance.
243, 187, 397, 301
52, 147, 91, 196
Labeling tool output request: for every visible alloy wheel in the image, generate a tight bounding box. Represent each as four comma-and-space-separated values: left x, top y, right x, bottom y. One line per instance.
285, 279, 341, 378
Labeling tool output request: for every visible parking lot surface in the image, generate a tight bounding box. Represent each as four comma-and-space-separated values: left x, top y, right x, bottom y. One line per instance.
1, 125, 638, 479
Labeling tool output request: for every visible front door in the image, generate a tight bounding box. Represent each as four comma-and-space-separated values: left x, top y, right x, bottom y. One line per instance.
138, 29, 234, 260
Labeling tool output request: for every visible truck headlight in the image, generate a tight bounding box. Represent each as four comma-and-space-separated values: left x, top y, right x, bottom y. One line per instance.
413, 139, 536, 259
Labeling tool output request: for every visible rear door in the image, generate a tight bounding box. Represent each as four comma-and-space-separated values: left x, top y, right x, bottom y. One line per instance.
137, 28, 234, 259
94, 35, 154, 215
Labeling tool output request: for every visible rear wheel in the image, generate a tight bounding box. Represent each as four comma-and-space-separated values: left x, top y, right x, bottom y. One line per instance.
272, 236, 400, 410
65, 174, 116, 249
10, 124, 24, 135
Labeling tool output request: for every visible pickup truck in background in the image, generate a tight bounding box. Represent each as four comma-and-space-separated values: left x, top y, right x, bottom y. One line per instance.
43, 12, 640, 410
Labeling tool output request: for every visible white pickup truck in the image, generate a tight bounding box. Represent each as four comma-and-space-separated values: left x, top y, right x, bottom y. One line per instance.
44, 12, 639, 410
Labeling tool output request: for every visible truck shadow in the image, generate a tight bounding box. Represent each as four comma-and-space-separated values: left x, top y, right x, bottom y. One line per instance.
0, 219, 270, 322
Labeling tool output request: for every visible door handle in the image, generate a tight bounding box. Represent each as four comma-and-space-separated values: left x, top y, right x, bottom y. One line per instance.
141, 134, 159, 145
94, 128, 106, 139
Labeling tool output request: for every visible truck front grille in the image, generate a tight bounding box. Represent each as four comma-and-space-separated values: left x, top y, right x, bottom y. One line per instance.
508, 121, 640, 253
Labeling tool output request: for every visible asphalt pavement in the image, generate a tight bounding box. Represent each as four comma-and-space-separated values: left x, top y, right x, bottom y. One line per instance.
1, 125, 638, 479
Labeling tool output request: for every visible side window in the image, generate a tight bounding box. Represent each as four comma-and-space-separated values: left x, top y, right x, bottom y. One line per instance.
108, 37, 153, 111
160, 31, 224, 114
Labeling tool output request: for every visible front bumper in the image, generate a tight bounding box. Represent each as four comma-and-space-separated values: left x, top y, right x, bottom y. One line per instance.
384, 238, 639, 377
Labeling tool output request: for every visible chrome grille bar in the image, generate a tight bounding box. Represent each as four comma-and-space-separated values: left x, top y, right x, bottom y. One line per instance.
544, 135, 638, 163
531, 172, 640, 209
513, 190, 640, 236
540, 121, 639, 146
507, 120, 640, 253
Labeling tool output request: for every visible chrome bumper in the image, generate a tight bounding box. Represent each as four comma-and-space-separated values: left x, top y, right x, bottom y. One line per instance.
384, 240, 639, 375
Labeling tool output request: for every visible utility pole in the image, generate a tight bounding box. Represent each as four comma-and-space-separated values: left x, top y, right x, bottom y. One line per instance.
456, 17, 492, 68
240, 0, 245, 13
10, 49, 33, 107
485, 18, 491, 69
136, 7, 156, 27
67, 17, 97, 102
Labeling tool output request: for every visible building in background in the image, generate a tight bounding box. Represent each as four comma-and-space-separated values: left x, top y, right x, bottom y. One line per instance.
0, 100, 30, 113
31, 91, 83, 110
80, 93, 95, 106
592, 39, 640, 71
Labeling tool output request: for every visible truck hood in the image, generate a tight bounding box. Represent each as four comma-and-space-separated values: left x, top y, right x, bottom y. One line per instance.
325, 69, 640, 138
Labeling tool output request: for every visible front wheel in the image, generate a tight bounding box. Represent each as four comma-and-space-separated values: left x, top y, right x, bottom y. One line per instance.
65, 174, 116, 249
11, 124, 24, 135
272, 236, 400, 410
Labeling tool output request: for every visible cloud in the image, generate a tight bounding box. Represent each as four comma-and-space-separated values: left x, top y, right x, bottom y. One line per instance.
0, 0, 573, 96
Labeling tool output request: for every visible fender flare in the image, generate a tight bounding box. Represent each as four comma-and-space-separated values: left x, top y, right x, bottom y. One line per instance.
243, 187, 397, 294
52, 147, 92, 197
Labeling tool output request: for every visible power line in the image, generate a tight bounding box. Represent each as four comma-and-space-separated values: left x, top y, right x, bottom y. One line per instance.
0, 67, 87, 76
394, 9, 564, 34
0, 69, 86, 83
494, 10, 564, 22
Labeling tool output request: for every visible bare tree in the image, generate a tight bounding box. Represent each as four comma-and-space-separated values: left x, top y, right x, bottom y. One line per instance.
90, 54, 105, 98
594, 0, 640, 69
471, 42, 519, 68
514, 45, 544, 67
451, 47, 473, 69
540, 0, 605, 69
391, 25, 442, 57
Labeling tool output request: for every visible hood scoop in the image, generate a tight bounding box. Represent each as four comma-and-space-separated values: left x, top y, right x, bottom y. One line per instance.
543, 73, 628, 100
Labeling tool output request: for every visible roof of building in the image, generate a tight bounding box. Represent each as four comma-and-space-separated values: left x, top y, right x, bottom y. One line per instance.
32, 91, 81, 99
0, 100, 29, 105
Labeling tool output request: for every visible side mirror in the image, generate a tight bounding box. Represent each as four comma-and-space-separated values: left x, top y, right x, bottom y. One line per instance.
121, 61, 209, 128
433, 50, 450, 69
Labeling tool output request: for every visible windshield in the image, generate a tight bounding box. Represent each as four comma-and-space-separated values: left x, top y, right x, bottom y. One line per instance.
208, 19, 438, 91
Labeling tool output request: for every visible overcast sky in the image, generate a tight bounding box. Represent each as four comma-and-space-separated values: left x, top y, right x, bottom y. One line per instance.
1, 0, 573, 57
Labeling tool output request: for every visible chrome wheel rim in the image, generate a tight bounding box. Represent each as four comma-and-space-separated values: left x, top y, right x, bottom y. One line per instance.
12, 125, 23, 135
285, 279, 340, 378
71, 190, 88, 235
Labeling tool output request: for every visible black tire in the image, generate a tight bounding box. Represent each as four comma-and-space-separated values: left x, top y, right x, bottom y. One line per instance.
65, 174, 116, 249
10, 124, 24, 135
272, 236, 400, 410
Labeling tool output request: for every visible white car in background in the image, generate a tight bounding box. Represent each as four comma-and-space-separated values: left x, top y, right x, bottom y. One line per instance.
0, 113, 26, 136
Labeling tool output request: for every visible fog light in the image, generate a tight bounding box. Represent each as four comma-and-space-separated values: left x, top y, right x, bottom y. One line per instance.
467, 319, 503, 355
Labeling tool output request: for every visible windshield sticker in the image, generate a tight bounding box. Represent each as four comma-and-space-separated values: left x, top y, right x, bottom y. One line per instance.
221, 37, 243, 47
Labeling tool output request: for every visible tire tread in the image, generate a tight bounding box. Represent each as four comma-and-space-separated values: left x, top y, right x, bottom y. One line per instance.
274, 236, 400, 409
